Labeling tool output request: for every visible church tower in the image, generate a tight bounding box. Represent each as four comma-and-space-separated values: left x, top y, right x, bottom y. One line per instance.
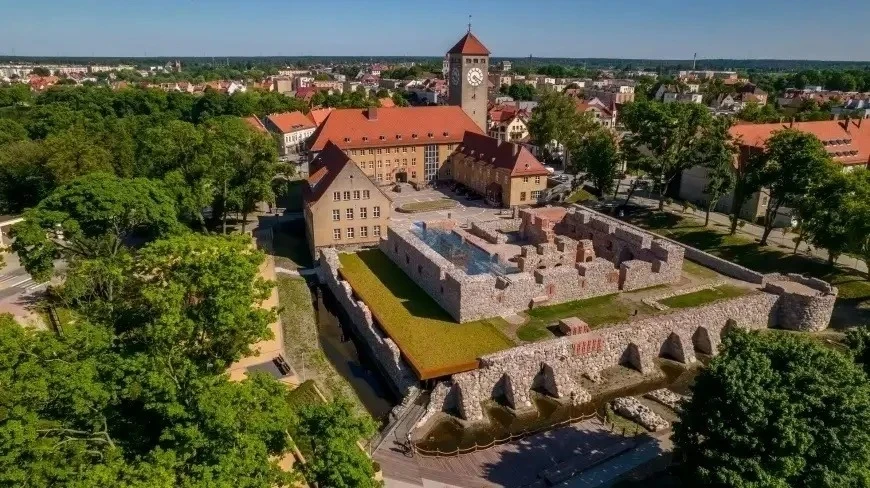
446, 27, 490, 132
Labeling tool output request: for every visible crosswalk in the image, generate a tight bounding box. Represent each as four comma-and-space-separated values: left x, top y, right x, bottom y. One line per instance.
0, 272, 47, 293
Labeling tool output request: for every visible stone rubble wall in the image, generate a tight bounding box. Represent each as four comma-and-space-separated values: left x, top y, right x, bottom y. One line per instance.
445, 292, 781, 421
469, 218, 522, 244
612, 397, 669, 431
644, 388, 687, 411
318, 248, 417, 396
762, 273, 837, 332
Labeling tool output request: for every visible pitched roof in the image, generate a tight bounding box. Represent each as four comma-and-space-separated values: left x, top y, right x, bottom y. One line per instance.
447, 31, 491, 55
730, 119, 870, 167
379, 97, 396, 108
265, 111, 315, 133
307, 106, 483, 152
307, 108, 334, 127
454, 132, 549, 177
243, 116, 268, 134
303, 141, 385, 204
575, 98, 613, 116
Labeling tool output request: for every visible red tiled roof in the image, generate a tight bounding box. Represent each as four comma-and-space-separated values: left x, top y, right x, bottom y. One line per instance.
304, 141, 353, 203
379, 97, 396, 108
294, 86, 317, 100
307, 106, 483, 152
447, 31, 491, 55
243, 116, 268, 134
265, 111, 315, 133
307, 108, 334, 127
575, 98, 612, 117
730, 119, 870, 167
455, 132, 549, 177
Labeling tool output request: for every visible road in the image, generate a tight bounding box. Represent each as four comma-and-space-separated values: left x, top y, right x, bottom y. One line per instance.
0, 252, 48, 327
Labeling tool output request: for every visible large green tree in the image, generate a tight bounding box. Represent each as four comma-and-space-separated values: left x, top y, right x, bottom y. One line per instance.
756, 129, 832, 245
846, 169, 870, 273
11, 173, 179, 282
674, 329, 870, 487
619, 100, 713, 210
528, 91, 596, 167
693, 118, 736, 226
572, 128, 621, 197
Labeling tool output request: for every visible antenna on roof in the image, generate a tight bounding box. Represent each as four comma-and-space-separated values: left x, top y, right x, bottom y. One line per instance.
468, 14, 472, 33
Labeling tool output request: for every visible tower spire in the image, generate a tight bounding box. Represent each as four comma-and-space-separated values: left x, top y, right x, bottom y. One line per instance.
468, 14, 472, 33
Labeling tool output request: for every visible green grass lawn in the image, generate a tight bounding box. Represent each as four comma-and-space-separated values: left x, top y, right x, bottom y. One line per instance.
337, 250, 515, 379
517, 294, 647, 342
682, 260, 720, 280
565, 187, 597, 203
659, 285, 749, 309
623, 210, 870, 326
397, 199, 457, 213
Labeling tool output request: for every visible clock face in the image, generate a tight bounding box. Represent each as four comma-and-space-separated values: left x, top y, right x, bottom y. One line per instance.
450, 66, 461, 85
467, 67, 484, 87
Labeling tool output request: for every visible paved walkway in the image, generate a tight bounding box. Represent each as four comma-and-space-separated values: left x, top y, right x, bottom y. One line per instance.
226, 228, 300, 386
617, 191, 867, 274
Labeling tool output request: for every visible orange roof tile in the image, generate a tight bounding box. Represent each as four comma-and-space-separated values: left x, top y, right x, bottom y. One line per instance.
243, 116, 268, 134
454, 132, 549, 177
307, 106, 483, 152
447, 31, 491, 55
265, 111, 315, 133
730, 119, 870, 167
379, 97, 396, 108
308, 108, 334, 127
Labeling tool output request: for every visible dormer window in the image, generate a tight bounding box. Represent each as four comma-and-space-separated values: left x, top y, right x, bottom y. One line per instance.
427, 132, 433, 138
379, 135, 386, 141
396, 134, 402, 140
442, 131, 449, 136
343, 137, 351, 143
362, 136, 369, 142
411, 133, 418, 139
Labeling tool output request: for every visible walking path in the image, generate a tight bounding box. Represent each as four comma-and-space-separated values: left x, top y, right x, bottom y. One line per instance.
226, 228, 300, 385
622, 192, 867, 274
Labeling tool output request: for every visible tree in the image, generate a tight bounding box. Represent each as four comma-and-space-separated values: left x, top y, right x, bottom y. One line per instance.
797, 164, 852, 264
846, 326, 870, 377
674, 329, 870, 487
846, 169, 870, 273
30, 66, 51, 76
0, 118, 28, 146
572, 128, 620, 197
693, 118, 736, 226
228, 132, 278, 233
0, 139, 54, 213
756, 129, 832, 245
528, 91, 596, 169
295, 400, 379, 488
391, 91, 409, 107
728, 148, 766, 235
619, 100, 713, 210
43, 125, 114, 184
11, 173, 179, 282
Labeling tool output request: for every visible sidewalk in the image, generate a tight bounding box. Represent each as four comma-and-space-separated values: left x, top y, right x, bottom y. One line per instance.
622, 192, 867, 275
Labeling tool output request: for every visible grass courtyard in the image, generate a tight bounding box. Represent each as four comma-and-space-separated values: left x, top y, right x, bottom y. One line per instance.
658, 284, 749, 309
516, 294, 656, 342
337, 250, 515, 379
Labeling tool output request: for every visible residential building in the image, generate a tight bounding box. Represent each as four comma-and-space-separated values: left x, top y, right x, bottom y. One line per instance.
575, 98, 617, 129
500, 60, 512, 72
444, 132, 549, 207
243, 116, 269, 134
306, 106, 482, 186
488, 104, 529, 143
272, 77, 293, 94
446, 29, 490, 131
294, 76, 313, 90
585, 84, 635, 106
679, 118, 870, 225
311, 79, 344, 94
264, 111, 317, 156
303, 141, 392, 256
677, 70, 738, 81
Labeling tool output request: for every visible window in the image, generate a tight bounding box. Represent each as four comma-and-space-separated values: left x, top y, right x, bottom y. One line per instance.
520, 192, 527, 201
332, 209, 340, 221
363, 190, 370, 199
333, 191, 341, 202
373, 225, 381, 237
342, 191, 350, 200
346, 208, 354, 220
424, 144, 439, 182
353, 190, 360, 200
368, 149, 373, 155
402, 147, 408, 153
412, 158, 417, 165
531, 190, 542, 199
373, 206, 381, 218
333, 228, 341, 240
378, 161, 383, 168
411, 171, 417, 179
360, 226, 368, 238
376, 148, 382, 154
535, 176, 541, 184
368, 162, 374, 169
522, 176, 529, 183
376, 174, 382, 182
360, 207, 367, 219
347, 227, 354, 238
385, 173, 392, 181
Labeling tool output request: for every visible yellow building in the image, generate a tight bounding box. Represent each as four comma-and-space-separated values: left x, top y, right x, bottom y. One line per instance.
445, 132, 549, 207
303, 141, 392, 256
307, 106, 483, 187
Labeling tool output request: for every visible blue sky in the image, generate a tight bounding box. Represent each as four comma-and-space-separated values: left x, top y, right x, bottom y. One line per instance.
2, 0, 869, 60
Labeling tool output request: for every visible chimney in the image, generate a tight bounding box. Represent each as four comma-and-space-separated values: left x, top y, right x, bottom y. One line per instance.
512, 143, 520, 156
789, 117, 795, 128
859, 118, 863, 128
845, 116, 851, 132
367, 106, 378, 120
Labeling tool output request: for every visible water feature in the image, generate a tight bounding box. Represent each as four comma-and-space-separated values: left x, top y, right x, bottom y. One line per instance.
313, 285, 398, 423
415, 357, 706, 452
409, 222, 518, 276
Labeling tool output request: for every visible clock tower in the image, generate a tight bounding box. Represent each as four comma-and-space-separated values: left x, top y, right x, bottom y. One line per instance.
446, 27, 490, 132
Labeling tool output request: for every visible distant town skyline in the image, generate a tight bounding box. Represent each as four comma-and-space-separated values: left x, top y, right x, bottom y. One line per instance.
3, 0, 870, 61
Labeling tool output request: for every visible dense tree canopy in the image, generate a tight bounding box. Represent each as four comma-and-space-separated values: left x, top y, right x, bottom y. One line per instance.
674, 329, 870, 487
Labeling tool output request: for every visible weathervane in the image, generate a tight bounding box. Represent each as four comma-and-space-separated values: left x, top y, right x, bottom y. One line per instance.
468, 15, 472, 33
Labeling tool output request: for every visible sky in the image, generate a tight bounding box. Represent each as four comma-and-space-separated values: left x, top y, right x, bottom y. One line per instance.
2, 0, 870, 61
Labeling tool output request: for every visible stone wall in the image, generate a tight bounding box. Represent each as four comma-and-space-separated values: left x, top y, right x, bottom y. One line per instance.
469, 218, 522, 244
763, 274, 837, 332
318, 248, 418, 396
